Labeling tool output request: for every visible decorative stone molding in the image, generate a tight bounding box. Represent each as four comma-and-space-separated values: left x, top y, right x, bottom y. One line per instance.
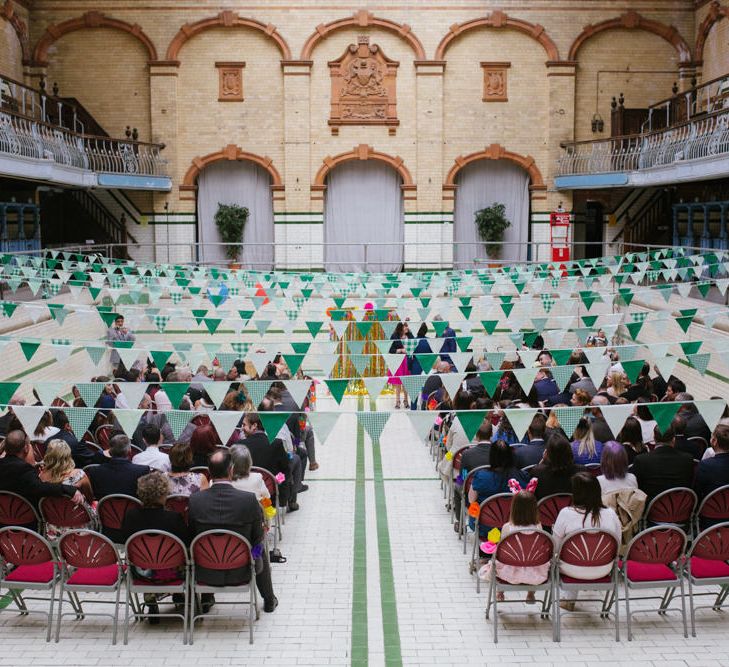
312, 144, 415, 197
33, 11, 159, 65
695, 1, 729, 65
166, 11, 291, 61
444, 144, 546, 194
1, 1, 30, 63
281, 60, 313, 76
568, 11, 691, 64
480, 62, 510, 102
216, 61, 245, 101
435, 11, 559, 61
546, 61, 577, 77
301, 11, 426, 59
414, 60, 446, 76
328, 36, 399, 135
181, 145, 283, 199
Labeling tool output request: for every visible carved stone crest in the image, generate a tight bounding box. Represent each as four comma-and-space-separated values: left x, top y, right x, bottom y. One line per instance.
480, 62, 510, 102
216, 61, 245, 102
329, 36, 399, 134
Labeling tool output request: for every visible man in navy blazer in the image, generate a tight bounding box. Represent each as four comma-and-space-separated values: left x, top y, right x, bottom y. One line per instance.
695, 424, 729, 511
85, 434, 150, 499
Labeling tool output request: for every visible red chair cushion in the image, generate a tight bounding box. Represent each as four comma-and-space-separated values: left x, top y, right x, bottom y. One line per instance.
690, 557, 729, 579
560, 574, 611, 585
626, 561, 677, 582
67, 565, 120, 587
4, 562, 55, 583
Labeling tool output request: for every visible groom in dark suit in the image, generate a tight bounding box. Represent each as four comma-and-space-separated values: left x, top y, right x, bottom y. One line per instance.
188, 450, 278, 612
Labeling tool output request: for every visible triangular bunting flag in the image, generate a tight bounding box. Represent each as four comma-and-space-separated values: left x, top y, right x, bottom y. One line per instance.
307, 411, 340, 445
648, 402, 681, 434
119, 383, 149, 410
283, 380, 312, 409
0, 382, 21, 406
694, 400, 727, 433
202, 382, 232, 409
400, 375, 427, 401
325, 379, 350, 405
503, 408, 538, 441
512, 368, 538, 396
11, 405, 47, 436
259, 412, 292, 442
208, 410, 244, 445
440, 373, 466, 401
457, 410, 488, 441
36, 381, 66, 407
243, 380, 273, 407
479, 371, 503, 398
363, 376, 388, 400
407, 411, 437, 442
113, 409, 142, 438
600, 404, 635, 439
67, 407, 98, 439
160, 382, 190, 409
357, 411, 390, 442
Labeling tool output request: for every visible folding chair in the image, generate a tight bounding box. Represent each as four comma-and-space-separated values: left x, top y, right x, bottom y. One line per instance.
94, 424, 114, 450
621, 526, 688, 640
585, 463, 602, 477
252, 466, 283, 544
537, 494, 572, 532
0, 526, 60, 641
97, 495, 142, 546
458, 465, 489, 544
124, 530, 189, 644
687, 436, 709, 459
165, 495, 190, 524
685, 521, 729, 636
471, 493, 513, 586
0, 490, 41, 531
189, 530, 260, 645
55, 530, 125, 644
485, 528, 556, 643
695, 484, 729, 534
190, 466, 211, 481
38, 496, 96, 541
449, 445, 472, 520
554, 528, 621, 642
643, 487, 697, 532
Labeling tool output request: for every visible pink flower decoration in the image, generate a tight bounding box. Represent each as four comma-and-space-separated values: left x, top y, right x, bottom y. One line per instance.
364, 302, 374, 310
275, 472, 286, 484
480, 541, 497, 555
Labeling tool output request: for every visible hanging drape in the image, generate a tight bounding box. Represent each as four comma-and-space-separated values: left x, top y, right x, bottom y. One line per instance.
453, 160, 530, 267
324, 160, 404, 272
197, 160, 275, 269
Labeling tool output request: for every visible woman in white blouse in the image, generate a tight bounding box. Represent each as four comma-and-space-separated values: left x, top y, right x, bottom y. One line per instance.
597, 441, 638, 494
553, 472, 622, 610
230, 444, 270, 501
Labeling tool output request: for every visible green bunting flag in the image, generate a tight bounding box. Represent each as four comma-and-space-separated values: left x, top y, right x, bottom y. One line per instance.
479, 371, 503, 398
306, 321, 323, 337
325, 379, 350, 405
621, 359, 645, 384
0, 382, 20, 406
160, 382, 190, 409
259, 412, 291, 441
647, 402, 681, 434
457, 410, 488, 441
19, 340, 40, 362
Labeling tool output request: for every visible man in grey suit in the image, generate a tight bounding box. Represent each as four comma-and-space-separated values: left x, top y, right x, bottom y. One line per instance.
188, 450, 278, 613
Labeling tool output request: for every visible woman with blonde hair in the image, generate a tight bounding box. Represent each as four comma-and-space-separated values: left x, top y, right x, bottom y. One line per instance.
571, 417, 604, 465
39, 439, 95, 539
607, 372, 628, 399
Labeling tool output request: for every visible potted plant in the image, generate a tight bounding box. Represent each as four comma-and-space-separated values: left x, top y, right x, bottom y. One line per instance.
474, 202, 511, 260
214, 203, 248, 267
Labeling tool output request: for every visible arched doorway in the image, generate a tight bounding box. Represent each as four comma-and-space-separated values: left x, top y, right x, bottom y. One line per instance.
196, 160, 275, 269
453, 160, 530, 266
324, 160, 404, 272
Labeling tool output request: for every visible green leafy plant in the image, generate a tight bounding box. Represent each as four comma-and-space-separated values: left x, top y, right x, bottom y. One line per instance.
214, 203, 249, 262
474, 202, 511, 257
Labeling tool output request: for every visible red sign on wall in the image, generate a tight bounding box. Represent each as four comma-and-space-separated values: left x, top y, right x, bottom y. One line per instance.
550, 211, 571, 263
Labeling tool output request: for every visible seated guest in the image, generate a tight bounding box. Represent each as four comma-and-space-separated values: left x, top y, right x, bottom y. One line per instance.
188, 450, 278, 613
0, 395, 24, 436
230, 445, 270, 501
0, 430, 84, 512
47, 410, 106, 468
166, 442, 209, 496
597, 441, 638, 494
533, 369, 559, 403
189, 421, 218, 468
132, 395, 174, 447
438, 390, 474, 482
694, 424, 729, 508
236, 412, 294, 510
631, 423, 694, 503
32, 410, 59, 443
676, 395, 712, 444
532, 434, 586, 500
513, 413, 548, 468
132, 424, 171, 472
671, 415, 703, 459
453, 419, 493, 529
553, 472, 622, 610
571, 418, 603, 465
567, 366, 597, 398
85, 434, 151, 499
588, 395, 615, 443
121, 471, 191, 621
570, 390, 591, 408
634, 400, 657, 444
661, 377, 686, 403
616, 416, 648, 464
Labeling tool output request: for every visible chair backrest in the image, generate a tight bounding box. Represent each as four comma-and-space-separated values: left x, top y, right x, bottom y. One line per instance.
452, 446, 472, 473
95, 424, 113, 450
31, 440, 48, 463
129, 444, 143, 460
558, 528, 619, 569
625, 525, 687, 565
0, 491, 41, 528
537, 493, 572, 529
688, 521, 729, 561
191, 529, 252, 572
463, 465, 490, 498
83, 441, 104, 455
478, 493, 513, 530
0, 526, 54, 568
585, 463, 602, 477
687, 436, 708, 458
494, 528, 555, 568
159, 444, 173, 454
251, 466, 278, 499
97, 494, 142, 531
165, 494, 190, 523
39, 496, 93, 530
698, 484, 729, 522
58, 530, 119, 569
645, 487, 697, 525
125, 530, 188, 570
190, 466, 211, 481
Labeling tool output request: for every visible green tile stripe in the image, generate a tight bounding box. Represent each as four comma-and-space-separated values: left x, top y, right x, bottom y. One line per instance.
351, 396, 368, 666
370, 399, 403, 667
0, 592, 14, 610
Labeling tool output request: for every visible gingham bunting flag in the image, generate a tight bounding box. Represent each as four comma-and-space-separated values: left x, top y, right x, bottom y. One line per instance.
152, 315, 171, 333
357, 411, 390, 442
166, 410, 192, 440
67, 407, 98, 440
553, 406, 586, 439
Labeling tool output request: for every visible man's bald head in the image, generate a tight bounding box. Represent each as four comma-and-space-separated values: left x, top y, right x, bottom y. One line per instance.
4, 430, 28, 457
208, 449, 232, 480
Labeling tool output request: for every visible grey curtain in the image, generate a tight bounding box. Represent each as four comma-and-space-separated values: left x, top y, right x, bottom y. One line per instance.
453, 160, 530, 267
324, 160, 404, 272
197, 161, 274, 269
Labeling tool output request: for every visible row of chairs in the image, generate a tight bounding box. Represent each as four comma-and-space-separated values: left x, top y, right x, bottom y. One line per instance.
485, 523, 729, 643
0, 526, 258, 645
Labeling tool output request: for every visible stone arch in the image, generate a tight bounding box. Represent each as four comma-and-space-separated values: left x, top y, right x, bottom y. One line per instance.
435, 10, 559, 61
568, 11, 691, 64
166, 11, 291, 61
300, 10, 425, 60
181, 145, 283, 194
1, 1, 30, 63
444, 144, 546, 192
313, 144, 415, 192
696, 1, 729, 65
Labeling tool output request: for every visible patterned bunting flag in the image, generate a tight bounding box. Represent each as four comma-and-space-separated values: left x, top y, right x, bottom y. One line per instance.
357, 411, 390, 442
